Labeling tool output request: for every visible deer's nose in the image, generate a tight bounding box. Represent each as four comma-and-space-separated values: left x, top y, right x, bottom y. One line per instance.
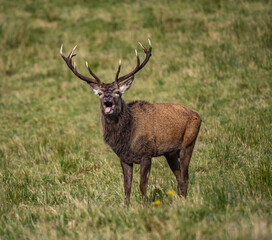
104, 95, 112, 102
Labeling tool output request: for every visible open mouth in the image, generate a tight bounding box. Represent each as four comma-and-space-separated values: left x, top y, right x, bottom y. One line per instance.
104, 101, 114, 114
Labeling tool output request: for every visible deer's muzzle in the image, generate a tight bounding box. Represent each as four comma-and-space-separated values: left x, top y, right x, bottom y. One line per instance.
104, 101, 114, 114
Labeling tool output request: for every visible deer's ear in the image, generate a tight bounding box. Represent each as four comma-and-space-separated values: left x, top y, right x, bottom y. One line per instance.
119, 76, 134, 93
88, 83, 101, 96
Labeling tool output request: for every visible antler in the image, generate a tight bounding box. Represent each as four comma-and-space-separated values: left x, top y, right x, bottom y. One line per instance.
60, 44, 101, 85
115, 39, 152, 84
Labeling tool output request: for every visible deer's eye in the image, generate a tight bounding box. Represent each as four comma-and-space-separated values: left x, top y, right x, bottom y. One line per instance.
98, 92, 102, 96
115, 91, 121, 96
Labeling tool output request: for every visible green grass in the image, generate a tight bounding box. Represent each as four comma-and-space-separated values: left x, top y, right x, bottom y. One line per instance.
0, 0, 271, 239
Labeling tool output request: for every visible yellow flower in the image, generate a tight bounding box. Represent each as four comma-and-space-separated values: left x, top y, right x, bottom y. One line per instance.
167, 190, 175, 196
152, 200, 162, 206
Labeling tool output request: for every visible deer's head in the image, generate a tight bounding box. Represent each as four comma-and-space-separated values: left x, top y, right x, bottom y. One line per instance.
60, 40, 152, 117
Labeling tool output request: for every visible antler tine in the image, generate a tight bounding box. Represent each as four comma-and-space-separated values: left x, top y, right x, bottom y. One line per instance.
115, 59, 122, 83
116, 40, 152, 84
60, 44, 63, 55
85, 61, 101, 83
138, 42, 147, 53
69, 45, 77, 58
135, 49, 140, 67
60, 45, 101, 85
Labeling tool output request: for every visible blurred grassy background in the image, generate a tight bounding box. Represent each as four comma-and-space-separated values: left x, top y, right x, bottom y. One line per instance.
0, 0, 271, 239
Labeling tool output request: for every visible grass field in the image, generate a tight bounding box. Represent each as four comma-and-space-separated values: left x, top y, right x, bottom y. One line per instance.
0, 0, 271, 239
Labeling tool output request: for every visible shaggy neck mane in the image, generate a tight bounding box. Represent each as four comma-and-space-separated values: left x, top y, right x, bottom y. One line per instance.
101, 100, 133, 157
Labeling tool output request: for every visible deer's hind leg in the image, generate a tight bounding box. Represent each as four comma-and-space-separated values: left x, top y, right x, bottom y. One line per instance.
179, 115, 201, 197
179, 140, 196, 197
165, 153, 182, 196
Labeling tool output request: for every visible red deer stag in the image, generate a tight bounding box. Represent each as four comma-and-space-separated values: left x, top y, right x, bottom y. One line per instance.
60, 40, 201, 206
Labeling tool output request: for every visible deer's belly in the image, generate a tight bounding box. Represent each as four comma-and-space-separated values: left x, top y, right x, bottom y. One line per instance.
154, 142, 181, 157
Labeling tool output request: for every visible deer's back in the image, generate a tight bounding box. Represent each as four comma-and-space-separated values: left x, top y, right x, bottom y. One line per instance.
128, 101, 201, 157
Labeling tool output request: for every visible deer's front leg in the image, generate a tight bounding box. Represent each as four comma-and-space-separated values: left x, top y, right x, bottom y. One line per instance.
121, 160, 133, 207
140, 158, 151, 206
